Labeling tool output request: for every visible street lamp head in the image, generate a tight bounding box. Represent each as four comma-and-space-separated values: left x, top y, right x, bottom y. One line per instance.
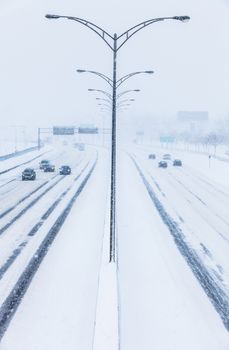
173, 16, 190, 23
133, 89, 141, 92
45, 14, 61, 19
130, 99, 135, 101
144, 70, 154, 74
76, 69, 86, 73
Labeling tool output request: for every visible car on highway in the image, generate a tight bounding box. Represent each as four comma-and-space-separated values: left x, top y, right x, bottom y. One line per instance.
163, 154, 172, 160
158, 161, 168, 168
59, 165, 71, 175
78, 143, 85, 151
148, 153, 156, 160
22, 168, 36, 181
39, 160, 50, 169
74, 142, 85, 151
173, 159, 182, 167
44, 164, 55, 172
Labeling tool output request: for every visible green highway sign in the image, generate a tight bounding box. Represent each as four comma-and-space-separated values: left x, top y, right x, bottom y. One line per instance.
160, 136, 175, 143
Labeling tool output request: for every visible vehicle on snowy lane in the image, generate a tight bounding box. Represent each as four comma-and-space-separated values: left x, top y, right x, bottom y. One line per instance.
39, 160, 50, 169
59, 165, 71, 175
22, 168, 36, 181
163, 154, 171, 160
148, 153, 156, 159
158, 161, 168, 168
173, 159, 182, 166
44, 164, 55, 172
78, 143, 85, 151
74, 142, 85, 151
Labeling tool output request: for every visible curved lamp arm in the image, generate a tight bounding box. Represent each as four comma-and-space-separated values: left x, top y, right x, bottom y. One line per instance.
88, 89, 112, 100
117, 89, 140, 99
116, 16, 190, 51
96, 98, 112, 104
116, 71, 154, 88
98, 103, 112, 108
77, 69, 113, 87
45, 14, 114, 50
117, 99, 135, 107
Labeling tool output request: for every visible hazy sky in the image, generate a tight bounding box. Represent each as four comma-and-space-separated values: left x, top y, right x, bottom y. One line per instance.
0, 0, 229, 128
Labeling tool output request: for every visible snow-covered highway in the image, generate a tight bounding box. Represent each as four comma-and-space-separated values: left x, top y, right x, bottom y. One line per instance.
0, 145, 229, 349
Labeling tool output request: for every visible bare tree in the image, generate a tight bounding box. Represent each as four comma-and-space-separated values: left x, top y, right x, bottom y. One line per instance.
205, 132, 223, 155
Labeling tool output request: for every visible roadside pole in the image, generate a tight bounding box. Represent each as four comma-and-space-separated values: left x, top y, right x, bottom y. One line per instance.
208, 154, 211, 168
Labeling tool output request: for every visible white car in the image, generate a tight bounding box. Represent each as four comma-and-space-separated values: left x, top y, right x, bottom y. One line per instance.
163, 154, 171, 160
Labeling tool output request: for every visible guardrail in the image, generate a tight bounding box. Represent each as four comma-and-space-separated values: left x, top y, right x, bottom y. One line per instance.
0, 146, 40, 162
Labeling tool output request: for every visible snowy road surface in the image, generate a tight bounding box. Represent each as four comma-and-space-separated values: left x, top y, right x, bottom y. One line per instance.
117, 151, 229, 350
0, 145, 229, 349
0, 146, 111, 349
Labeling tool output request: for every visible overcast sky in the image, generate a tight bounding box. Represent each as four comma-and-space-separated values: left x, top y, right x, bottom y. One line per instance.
0, 0, 229, 129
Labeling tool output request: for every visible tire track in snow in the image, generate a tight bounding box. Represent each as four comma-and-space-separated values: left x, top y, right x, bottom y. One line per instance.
145, 159, 229, 244
0, 176, 57, 220
131, 154, 229, 331
0, 150, 50, 176
0, 156, 96, 281
0, 154, 98, 340
0, 153, 86, 235
164, 171, 229, 243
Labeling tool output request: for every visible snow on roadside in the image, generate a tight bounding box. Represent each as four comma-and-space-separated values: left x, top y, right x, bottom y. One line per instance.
0, 146, 52, 173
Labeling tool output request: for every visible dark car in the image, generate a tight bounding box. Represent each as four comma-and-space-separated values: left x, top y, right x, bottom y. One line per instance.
158, 161, 168, 168
39, 160, 50, 169
173, 159, 182, 167
44, 164, 55, 172
22, 168, 36, 181
59, 165, 71, 175
148, 154, 156, 160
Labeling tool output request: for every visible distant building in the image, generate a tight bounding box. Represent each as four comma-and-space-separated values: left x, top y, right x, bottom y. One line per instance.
177, 111, 209, 133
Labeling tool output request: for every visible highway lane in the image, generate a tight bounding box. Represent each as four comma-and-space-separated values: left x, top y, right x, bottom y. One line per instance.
0, 147, 95, 303
134, 148, 229, 292
117, 151, 229, 350
0, 148, 110, 350
0, 147, 86, 222
0, 147, 74, 205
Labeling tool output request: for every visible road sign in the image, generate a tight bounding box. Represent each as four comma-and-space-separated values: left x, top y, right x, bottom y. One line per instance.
178, 111, 208, 122
53, 127, 75, 135
78, 127, 98, 134
160, 136, 175, 143
136, 130, 144, 136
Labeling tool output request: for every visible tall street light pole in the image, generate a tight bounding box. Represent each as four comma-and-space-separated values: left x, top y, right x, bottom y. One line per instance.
45, 14, 190, 262
77, 69, 152, 261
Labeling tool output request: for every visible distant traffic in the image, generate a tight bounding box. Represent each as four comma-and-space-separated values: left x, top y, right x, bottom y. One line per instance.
22, 159, 72, 181
148, 153, 182, 168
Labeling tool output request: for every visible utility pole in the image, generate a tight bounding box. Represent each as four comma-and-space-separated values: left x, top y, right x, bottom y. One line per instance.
38, 128, 41, 150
